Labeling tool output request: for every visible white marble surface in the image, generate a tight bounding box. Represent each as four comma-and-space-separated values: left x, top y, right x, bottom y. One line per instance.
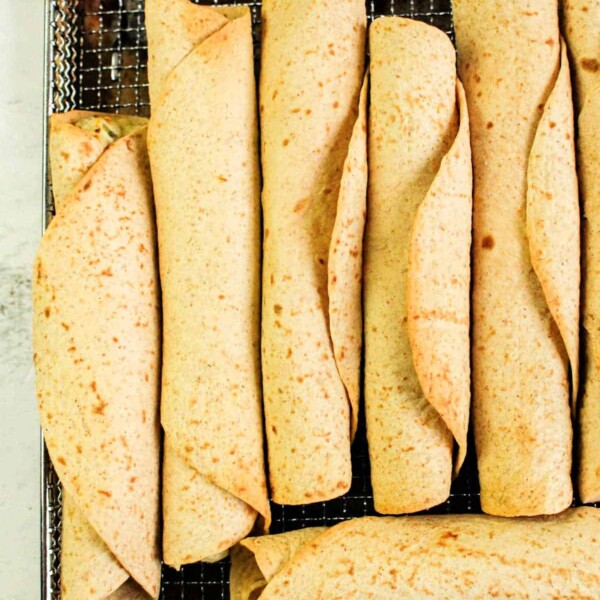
0, 0, 44, 596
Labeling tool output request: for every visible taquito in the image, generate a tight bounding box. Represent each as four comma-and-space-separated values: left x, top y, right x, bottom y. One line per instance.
34, 112, 160, 599
563, 0, 600, 504
364, 17, 472, 514
260, 0, 367, 503
146, 0, 270, 567
233, 509, 600, 598
454, 0, 580, 516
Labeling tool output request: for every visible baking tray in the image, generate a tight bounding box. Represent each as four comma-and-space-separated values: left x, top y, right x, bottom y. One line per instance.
42, 1, 467, 598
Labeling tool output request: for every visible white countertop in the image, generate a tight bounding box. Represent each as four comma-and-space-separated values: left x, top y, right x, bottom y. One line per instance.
0, 0, 44, 596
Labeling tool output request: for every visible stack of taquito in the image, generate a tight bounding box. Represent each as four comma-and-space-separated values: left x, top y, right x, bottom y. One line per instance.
454, 0, 580, 516
364, 17, 472, 513
562, 0, 600, 504
34, 113, 161, 599
231, 509, 600, 598
260, 0, 367, 503
145, 0, 270, 567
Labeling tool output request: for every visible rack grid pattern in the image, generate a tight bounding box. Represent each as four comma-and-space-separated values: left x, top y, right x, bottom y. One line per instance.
43, 2, 470, 598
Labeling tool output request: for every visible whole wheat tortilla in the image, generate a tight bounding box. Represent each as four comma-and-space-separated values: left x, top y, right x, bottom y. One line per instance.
34, 112, 161, 599
562, 0, 600, 504
364, 17, 472, 514
454, 0, 579, 516
253, 509, 600, 598
146, 0, 270, 567
260, 0, 367, 504
562, 0, 600, 111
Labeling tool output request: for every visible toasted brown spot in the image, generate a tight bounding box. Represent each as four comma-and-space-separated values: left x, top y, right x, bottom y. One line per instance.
482, 235, 495, 249
142, 410, 147, 424
57, 457, 66, 466
487, 121, 494, 129
549, 121, 556, 129
286, 348, 292, 358
217, 175, 228, 182
545, 38, 554, 47
76, 445, 82, 454
44, 307, 51, 318
336, 481, 347, 489
83, 180, 92, 191
283, 138, 290, 147
293, 197, 309, 213
582, 58, 599, 72
274, 304, 283, 314
61, 322, 70, 331
98, 490, 112, 498
185, 445, 193, 453
130, 476, 137, 484
92, 399, 108, 415
100, 267, 113, 277
68, 346, 76, 353
333, 101, 340, 108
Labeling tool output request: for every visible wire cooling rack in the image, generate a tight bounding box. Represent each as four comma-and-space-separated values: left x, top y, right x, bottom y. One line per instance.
42, 1, 458, 598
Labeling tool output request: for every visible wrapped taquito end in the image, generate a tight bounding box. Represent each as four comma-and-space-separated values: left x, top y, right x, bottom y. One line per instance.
34, 112, 161, 599
146, 0, 270, 567
562, 0, 600, 110
257, 510, 600, 598
578, 88, 600, 502
230, 529, 325, 600
260, 0, 367, 504
454, 1, 579, 516
364, 17, 471, 514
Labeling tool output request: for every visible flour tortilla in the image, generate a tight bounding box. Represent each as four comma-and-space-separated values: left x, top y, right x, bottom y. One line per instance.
364, 17, 471, 514
578, 88, 600, 502
260, 0, 366, 504
34, 112, 160, 599
562, 0, 600, 505
562, 0, 600, 110
454, 0, 578, 516
146, 0, 270, 567
255, 510, 600, 598
230, 529, 325, 600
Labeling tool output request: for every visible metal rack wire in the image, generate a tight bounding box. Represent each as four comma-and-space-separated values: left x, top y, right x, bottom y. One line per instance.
43, 1, 458, 598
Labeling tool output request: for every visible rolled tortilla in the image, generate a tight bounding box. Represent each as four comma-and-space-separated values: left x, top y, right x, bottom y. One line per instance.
146, 0, 270, 567
34, 112, 161, 599
562, 0, 600, 504
562, 0, 600, 111
577, 89, 600, 502
364, 17, 472, 514
260, 0, 367, 504
230, 528, 325, 600
251, 509, 600, 598
455, 0, 579, 516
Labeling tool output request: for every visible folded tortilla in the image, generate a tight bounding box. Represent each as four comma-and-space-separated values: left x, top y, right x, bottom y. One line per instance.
562, 0, 600, 504
232, 509, 600, 598
145, 0, 270, 567
364, 17, 472, 514
260, 0, 367, 504
34, 112, 161, 599
454, 0, 579, 516
230, 528, 325, 600
562, 0, 600, 111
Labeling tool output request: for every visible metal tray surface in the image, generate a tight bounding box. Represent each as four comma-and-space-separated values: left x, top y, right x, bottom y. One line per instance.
43, 1, 480, 598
